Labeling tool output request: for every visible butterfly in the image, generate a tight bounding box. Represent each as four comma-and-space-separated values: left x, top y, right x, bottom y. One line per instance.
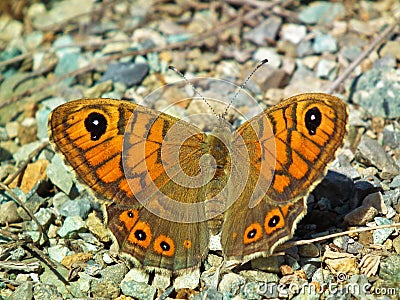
48, 92, 347, 273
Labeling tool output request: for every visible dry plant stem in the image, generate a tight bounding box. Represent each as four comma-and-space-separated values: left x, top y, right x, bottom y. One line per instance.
225, 0, 276, 8
279, 222, 400, 250
0, 182, 46, 244
0, 52, 31, 69
0, 260, 41, 272
0, 0, 290, 110
0, 228, 20, 241
325, 20, 399, 94
28, 243, 57, 269
0, 278, 22, 286
4, 141, 49, 186
0, 241, 26, 260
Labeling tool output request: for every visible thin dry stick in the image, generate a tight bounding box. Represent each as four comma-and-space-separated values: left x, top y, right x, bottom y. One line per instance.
0, 228, 20, 241
325, 21, 399, 94
279, 222, 400, 250
0, 260, 42, 272
28, 244, 57, 269
0, 0, 290, 110
0, 52, 31, 69
0, 182, 46, 244
4, 141, 49, 186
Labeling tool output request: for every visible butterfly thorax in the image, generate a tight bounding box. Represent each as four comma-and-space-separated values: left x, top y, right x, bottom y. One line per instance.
202, 124, 234, 231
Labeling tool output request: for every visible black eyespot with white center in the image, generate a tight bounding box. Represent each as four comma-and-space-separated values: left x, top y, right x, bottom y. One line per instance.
268, 215, 280, 228
247, 228, 257, 239
160, 241, 171, 251
135, 229, 146, 241
305, 107, 322, 136
84, 112, 107, 141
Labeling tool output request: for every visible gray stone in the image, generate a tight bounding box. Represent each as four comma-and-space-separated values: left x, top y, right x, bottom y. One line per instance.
192, 288, 223, 300
36, 108, 51, 140
243, 16, 282, 45
302, 263, 317, 279
9, 281, 33, 300
34, 208, 55, 227
281, 24, 307, 44
383, 188, 400, 207
340, 45, 362, 62
313, 33, 338, 53
42, 97, 67, 110
374, 54, 397, 68
10, 247, 25, 260
373, 217, 394, 244
120, 270, 156, 300
47, 245, 71, 263
239, 270, 279, 283
218, 273, 245, 296
57, 216, 86, 238
100, 62, 149, 87
299, 2, 345, 25
13, 141, 42, 163
379, 255, 400, 283
297, 39, 314, 57
346, 241, 364, 254
92, 279, 120, 298
85, 262, 102, 277
311, 268, 335, 286
354, 180, 381, 207
59, 198, 91, 219
47, 155, 75, 195
54, 52, 80, 86
356, 135, 400, 180
347, 274, 371, 299
5, 122, 19, 139
298, 243, 320, 258
52, 193, 70, 213
344, 205, 378, 226
362, 192, 388, 214
152, 273, 170, 290
0, 201, 22, 224
174, 268, 200, 290
25, 31, 44, 50
33, 283, 63, 300
316, 59, 337, 80
390, 175, 400, 188
99, 263, 129, 285
240, 282, 262, 300
352, 66, 400, 118
253, 48, 281, 68
250, 256, 284, 273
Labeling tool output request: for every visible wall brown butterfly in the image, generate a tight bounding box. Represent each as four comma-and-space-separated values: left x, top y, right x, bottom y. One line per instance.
48, 92, 347, 273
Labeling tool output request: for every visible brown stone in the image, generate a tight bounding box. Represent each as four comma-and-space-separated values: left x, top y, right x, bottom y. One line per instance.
9, 159, 49, 193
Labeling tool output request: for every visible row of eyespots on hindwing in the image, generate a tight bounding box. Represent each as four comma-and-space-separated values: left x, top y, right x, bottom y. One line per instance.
235, 204, 293, 245
119, 210, 193, 257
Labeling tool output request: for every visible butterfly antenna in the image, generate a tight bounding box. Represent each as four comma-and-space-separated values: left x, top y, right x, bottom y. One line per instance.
222, 59, 269, 119
168, 65, 217, 117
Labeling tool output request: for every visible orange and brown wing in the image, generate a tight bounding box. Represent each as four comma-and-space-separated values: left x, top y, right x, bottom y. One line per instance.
48, 98, 210, 272
234, 93, 347, 204
221, 93, 346, 261
49, 98, 139, 205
